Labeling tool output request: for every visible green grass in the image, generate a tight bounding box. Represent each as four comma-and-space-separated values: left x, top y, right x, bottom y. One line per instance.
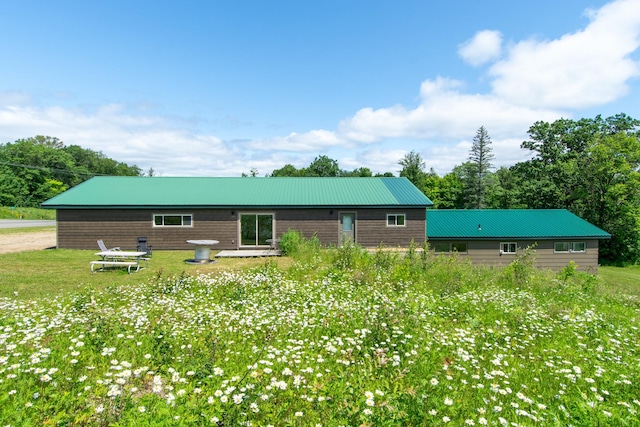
598, 265, 640, 300
0, 206, 56, 220
0, 248, 291, 299
599, 265, 640, 295
0, 241, 638, 425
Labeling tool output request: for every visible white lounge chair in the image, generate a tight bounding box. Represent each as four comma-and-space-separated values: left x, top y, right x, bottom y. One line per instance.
97, 239, 121, 252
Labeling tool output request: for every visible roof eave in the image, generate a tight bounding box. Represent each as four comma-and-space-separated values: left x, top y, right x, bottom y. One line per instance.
427, 235, 611, 240
45, 204, 432, 210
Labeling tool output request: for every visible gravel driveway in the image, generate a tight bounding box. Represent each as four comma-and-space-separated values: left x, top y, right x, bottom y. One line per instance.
0, 229, 57, 254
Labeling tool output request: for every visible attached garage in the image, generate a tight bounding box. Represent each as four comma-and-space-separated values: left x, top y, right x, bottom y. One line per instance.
426, 209, 611, 272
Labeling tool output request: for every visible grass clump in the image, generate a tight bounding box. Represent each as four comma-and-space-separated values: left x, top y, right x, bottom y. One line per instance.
0, 241, 638, 425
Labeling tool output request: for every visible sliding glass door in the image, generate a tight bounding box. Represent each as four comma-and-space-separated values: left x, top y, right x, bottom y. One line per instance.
240, 213, 274, 247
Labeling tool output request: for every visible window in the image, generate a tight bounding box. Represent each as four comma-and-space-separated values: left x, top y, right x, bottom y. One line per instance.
387, 214, 406, 227
433, 242, 451, 252
452, 242, 468, 253
432, 242, 467, 253
555, 242, 586, 253
571, 242, 586, 253
500, 242, 517, 254
153, 214, 192, 227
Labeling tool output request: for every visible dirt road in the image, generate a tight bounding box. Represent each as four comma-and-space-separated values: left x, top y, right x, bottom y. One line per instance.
0, 230, 57, 254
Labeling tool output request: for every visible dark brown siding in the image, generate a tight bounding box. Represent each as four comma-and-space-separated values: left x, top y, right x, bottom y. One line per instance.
57, 209, 238, 250
429, 239, 601, 272
56, 207, 427, 250
356, 208, 426, 247
275, 208, 426, 248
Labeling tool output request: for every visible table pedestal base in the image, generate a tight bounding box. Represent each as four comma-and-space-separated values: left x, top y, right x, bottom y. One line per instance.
185, 240, 220, 265
185, 258, 217, 265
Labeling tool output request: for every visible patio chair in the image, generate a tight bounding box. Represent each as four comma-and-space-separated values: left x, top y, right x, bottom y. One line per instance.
137, 237, 152, 256
97, 239, 120, 252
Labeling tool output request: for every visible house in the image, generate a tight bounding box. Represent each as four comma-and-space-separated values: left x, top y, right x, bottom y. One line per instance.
41, 176, 434, 250
426, 209, 611, 272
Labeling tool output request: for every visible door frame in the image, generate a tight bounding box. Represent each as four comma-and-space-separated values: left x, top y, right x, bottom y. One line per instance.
238, 212, 275, 248
338, 211, 357, 246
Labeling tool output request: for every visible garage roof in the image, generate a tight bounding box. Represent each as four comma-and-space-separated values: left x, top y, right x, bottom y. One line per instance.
426, 209, 610, 240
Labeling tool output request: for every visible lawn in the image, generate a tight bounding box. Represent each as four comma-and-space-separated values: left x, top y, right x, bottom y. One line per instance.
598, 265, 640, 298
0, 248, 290, 299
0, 240, 638, 426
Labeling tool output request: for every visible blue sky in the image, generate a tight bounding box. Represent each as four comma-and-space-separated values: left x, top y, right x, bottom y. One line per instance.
1, 0, 639, 176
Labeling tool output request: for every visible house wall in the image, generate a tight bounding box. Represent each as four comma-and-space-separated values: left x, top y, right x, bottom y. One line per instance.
429, 239, 601, 272
276, 208, 426, 248
55, 207, 426, 250
56, 209, 236, 250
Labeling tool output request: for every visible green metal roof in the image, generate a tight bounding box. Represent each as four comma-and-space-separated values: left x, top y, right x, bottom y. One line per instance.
42, 176, 434, 209
426, 209, 610, 240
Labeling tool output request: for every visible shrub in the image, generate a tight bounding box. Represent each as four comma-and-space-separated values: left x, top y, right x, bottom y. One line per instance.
279, 229, 302, 256
331, 239, 366, 271
508, 243, 537, 285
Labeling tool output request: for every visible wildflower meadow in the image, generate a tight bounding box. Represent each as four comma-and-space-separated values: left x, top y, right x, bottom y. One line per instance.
0, 241, 638, 426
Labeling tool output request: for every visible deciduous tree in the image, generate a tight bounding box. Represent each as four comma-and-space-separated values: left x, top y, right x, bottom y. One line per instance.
398, 150, 427, 190
307, 155, 340, 177
513, 114, 640, 264
0, 136, 141, 207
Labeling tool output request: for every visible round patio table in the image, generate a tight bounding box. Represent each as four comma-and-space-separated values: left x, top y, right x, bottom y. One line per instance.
185, 239, 219, 264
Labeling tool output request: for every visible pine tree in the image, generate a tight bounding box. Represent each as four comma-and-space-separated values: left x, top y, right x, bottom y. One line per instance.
466, 126, 494, 209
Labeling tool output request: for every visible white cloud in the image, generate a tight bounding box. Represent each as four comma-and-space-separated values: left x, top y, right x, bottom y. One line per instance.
458, 30, 503, 66
0, 102, 344, 177
342, 148, 409, 174
248, 129, 345, 152
0, 103, 242, 176
337, 77, 564, 144
489, 0, 640, 109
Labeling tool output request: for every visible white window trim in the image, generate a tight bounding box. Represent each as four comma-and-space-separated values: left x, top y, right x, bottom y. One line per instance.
386, 213, 406, 227
153, 213, 193, 228
554, 241, 586, 253
554, 242, 570, 253
571, 242, 586, 253
500, 242, 517, 255
238, 212, 276, 248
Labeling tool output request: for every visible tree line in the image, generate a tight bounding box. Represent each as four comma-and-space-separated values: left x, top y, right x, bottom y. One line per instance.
257, 114, 640, 266
0, 136, 142, 207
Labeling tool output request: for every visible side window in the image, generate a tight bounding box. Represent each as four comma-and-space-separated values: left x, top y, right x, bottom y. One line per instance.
571, 242, 586, 253
153, 214, 193, 227
386, 214, 406, 227
433, 242, 450, 252
452, 242, 468, 253
555, 242, 585, 253
500, 242, 517, 254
